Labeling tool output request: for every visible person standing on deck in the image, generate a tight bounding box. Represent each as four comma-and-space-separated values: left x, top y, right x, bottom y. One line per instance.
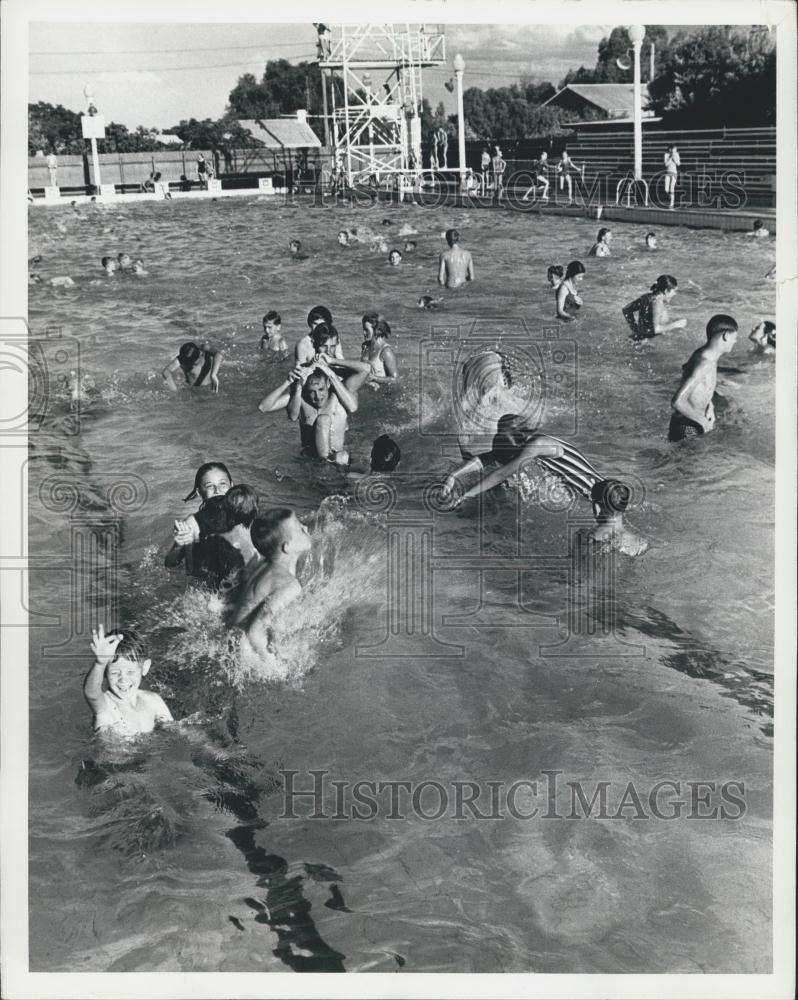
663, 145, 680, 210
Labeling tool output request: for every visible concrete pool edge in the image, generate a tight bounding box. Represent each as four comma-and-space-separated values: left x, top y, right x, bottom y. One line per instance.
28, 186, 777, 233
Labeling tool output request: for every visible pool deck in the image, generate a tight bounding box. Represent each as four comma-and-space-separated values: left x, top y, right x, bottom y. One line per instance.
29, 185, 777, 233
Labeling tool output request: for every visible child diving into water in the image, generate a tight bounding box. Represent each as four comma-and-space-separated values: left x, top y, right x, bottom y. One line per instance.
441, 414, 647, 556
233, 509, 313, 658
84, 625, 173, 736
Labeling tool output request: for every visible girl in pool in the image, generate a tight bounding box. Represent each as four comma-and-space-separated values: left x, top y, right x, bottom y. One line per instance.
622, 275, 687, 341
555, 151, 581, 205
162, 340, 223, 393
441, 413, 647, 556
556, 261, 585, 321
588, 228, 612, 257
361, 317, 398, 382
165, 461, 233, 564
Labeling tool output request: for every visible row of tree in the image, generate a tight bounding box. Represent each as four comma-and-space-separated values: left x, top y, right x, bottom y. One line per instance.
28, 25, 776, 154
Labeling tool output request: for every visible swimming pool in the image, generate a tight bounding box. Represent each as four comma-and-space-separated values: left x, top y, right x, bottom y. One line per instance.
27, 195, 775, 973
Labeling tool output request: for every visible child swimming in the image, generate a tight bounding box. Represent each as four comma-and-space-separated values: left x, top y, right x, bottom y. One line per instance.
232, 509, 313, 658
588, 228, 612, 257
361, 317, 398, 382
746, 219, 770, 238
669, 314, 739, 441
101, 256, 117, 276
260, 311, 288, 354
622, 275, 687, 341
168, 461, 233, 556
749, 320, 775, 354
84, 625, 173, 737
441, 413, 647, 556
296, 305, 342, 364
645, 232, 657, 250
162, 340, 223, 392
556, 261, 585, 321
388, 249, 403, 267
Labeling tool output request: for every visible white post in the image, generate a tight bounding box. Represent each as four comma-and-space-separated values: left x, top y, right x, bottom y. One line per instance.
628, 25, 645, 181
83, 84, 103, 191
453, 53, 466, 189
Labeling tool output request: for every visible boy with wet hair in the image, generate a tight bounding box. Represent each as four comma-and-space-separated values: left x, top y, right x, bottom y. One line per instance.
101, 256, 117, 275
669, 314, 739, 441
233, 509, 313, 657
84, 625, 173, 736
260, 311, 287, 353
371, 434, 401, 472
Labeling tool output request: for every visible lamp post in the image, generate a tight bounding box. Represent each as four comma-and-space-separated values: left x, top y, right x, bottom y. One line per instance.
83, 84, 102, 191
453, 53, 466, 188
628, 25, 645, 181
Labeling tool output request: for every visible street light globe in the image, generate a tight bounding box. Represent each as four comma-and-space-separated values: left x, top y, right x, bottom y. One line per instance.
628, 24, 646, 45
453, 53, 465, 73
83, 83, 95, 100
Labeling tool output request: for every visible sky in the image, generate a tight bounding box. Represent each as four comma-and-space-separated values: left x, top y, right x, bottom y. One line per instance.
28, 22, 615, 130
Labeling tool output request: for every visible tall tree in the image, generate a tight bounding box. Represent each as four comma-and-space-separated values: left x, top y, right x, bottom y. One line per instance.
227, 59, 325, 139
648, 25, 775, 126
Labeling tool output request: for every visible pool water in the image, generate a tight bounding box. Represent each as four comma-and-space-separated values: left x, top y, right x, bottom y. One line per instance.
27, 196, 775, 973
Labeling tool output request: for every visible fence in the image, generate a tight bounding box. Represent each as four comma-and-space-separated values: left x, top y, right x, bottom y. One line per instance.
28, 146, 323, 193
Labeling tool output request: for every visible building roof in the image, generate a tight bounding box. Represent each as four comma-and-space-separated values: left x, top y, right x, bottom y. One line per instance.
543, 83, 653, 118
237, 118, 321, 149
155, 133, 184, 147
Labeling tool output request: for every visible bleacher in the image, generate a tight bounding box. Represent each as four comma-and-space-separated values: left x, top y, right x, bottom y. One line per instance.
500, 127, 776, 208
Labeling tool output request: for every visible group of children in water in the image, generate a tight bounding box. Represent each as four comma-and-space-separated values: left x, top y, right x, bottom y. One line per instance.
84, 215, 774, 739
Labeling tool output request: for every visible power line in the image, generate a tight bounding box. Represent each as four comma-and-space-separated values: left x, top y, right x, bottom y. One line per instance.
31, 41, 316, 56
30, 57, 318, 75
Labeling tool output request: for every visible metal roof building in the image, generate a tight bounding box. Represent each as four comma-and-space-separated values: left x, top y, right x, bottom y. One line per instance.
237, 117, 322, 149
542, 83, 654, 120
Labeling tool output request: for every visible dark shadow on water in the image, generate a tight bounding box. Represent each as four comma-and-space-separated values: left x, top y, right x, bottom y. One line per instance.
616, 604, 773, 736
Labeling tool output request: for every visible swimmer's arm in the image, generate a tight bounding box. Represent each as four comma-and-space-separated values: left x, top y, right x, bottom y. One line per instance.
466, 254, 474, 282
438, 253, 446, 286
671, 366, 713, 430
652, 296, 686, 334
442, 456, 484, 498
161, 357, 181, 390
164, 541, 190, 568
556, 283, 572, 320
258, 377, 294, 413
207, 350, 223, 393
462, 439, 564, 501
142, 690, 174, 724
377, 346, 398, 381
327, 367, 363, 413
83, 660, 108, 715
621, 297, 643, 333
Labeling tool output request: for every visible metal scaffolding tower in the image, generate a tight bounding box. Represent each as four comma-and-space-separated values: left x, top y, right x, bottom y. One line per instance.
319, 24, 446, 187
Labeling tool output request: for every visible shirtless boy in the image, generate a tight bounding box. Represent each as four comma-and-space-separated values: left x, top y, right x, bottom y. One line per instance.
232, 509, 312, 658
84, 625, 173, 737
259, 327, 370, 465
162, 340, 223, 392
438, 229, 474, 288
669, 314, 739, 441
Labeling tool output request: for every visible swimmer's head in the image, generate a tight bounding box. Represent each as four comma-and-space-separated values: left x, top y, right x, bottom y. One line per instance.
382, 219, 393, 227
117, 253, 132, 268
101, 256, 117, 273
370, 435, 401, 473
388, 249, 402, 266
547, 264, 564, 287
184, 461, 233, 503
307, 305, 333, 329
753, 219, 763, 231
373, 318, 391, 341
224, 484, 258, 528
193, 494, 235, 536
337, 230, 350, 246
177, 342, 203, 370
645, 232, 657, 248
590, 479, 631, 519
132, 259, 146, 273
262, 310, 281, 336
105, 627, 151, 692
706, 314, 739, 348
597, 228, 611, 243
361, 311, 381, 338
403, 241, 417, 252
762, 321, 776, 346
250, 509, 311, 562
651, 274, 678, 298
417, 295, 433, 309
565, 260, 585, 281
304, 371, 331, 408
289, 239, 301, 254
311, 322, 339, 356
445, 228, 459, 247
